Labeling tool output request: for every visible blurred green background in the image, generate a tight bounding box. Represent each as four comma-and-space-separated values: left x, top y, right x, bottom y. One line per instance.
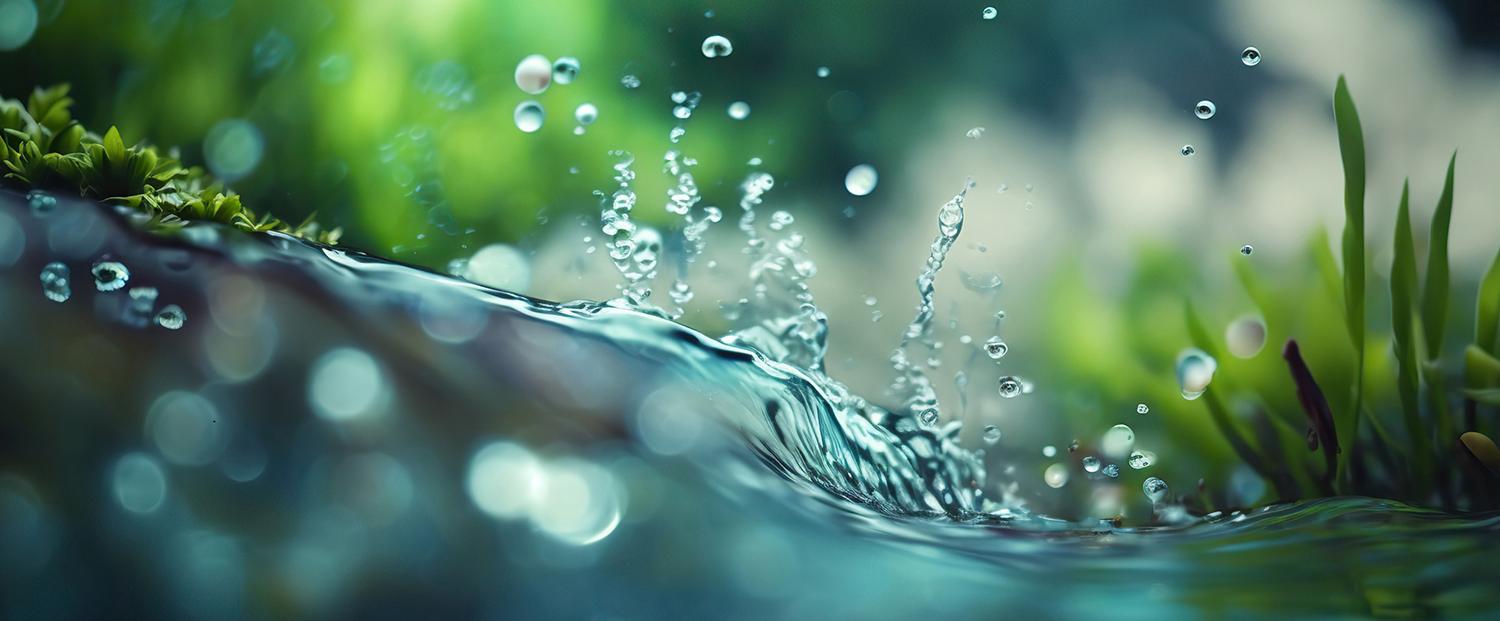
5, 0, 1500, 513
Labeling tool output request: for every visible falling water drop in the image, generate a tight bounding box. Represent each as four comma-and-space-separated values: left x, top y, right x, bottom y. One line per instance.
1225, 314, 1267, 358
575, 103, 598, 126
816, 66, 830, 78
701, 35, 733, 58
982, 6, 998, 20
1241, 46, 1262, 67
728, 100, 751, 120
1176, 348, 1218, 400
1129, 450, 1157, 470
552, 56, 581, 84
514, 101, 545, 133
514, 54, 552, 94
40, 262, 70, 302
1240, 244, 1254, 256
982, 425, 1002, 444
27, 189, 56, 215
1101, 424, 1136, 456
844, 164, 878, 196
983, 336, 1008, 360
1194, 100, 1216, 120
997, 376, 1022, 398
155, 304, 187, 330
1044, 463, 1069, 488
1103, 464, 1120, 478
1143, 477, 1170, 503
966, 127, 985, 139
91, 260, 129, 291
1180, 145, 1196, 157
1136, 403, 1150, 415
1082, 456, 1101, 473
1042, 445, 1057, 458
620, 74, 641, 89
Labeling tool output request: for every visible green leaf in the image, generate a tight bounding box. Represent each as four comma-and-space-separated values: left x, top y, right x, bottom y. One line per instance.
1479, 249, 1500, 355
1334, 75, 1367, 355
1466, 344, 1500, 387
102, 126, 126, 165
1463, 389, 1500, 406
1390, 181, 1432, 494
1421, 153, 1456, 358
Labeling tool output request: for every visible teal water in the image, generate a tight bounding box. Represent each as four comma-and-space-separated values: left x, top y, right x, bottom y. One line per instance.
2, 189, 1499, 619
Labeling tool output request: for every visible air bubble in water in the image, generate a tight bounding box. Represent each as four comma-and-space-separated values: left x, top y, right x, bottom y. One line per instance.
1176, 348, 1217, 400
40, 262, 69, 302
575, 103, 598, 126
91, 260, 129, 291
997, 376, 1022, 398
1103, 464, 1120, 478
552, 56, 580, 84
669, 127, 686, 143
982, 6, 998, 20
1181, 144, 1195, 157
768, 210, 793, 231
514, 101, 545, 133
1044, 463, 1069, 488
515, 54, 552, 94
982, 425, 1001, 444
1143, 476, 1169, 503
1241, 46, 1261, 66
156, 304, 186, 330
1101, 424, 1135, 456
728, 101, 751, 120
1240, 244, 1254, 255
983, 336, 1008, 359
844, 164, 878, 196
1129, 450, 1157, 469
620, 74, 641, 89
1082, 456, 1101, 473
701, 35, 733, 58
1136, 402, 1150, 415
1194, 100, 1216, 120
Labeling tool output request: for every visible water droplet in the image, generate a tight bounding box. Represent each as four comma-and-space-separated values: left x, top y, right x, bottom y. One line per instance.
1082, 456, 1101, 473
966, 127, 985, 139
1103, 464, 1120, 478
981, 6, 998, 19
1240, 244, 1254, 256
122, 287, 157, 328
620, 74, 641, 89
701, 34, 733, 58
1175, 348, 1217, 400
552, 56, 580, 84
515, 54, 552, 94
669, 127, 686, 143
27, 189, 56, 215
1068, 439, 1080, 453
1101, 424, 1136, 456
1042, 445, 1057, 457
918, 408, 939, 428
1136, 402, 1150, 415
983, 336, 1008, 359
575, 103, 598, 126
1241, 46, 1261, 67
1044, 463, 1069, 488
1180, 144, 1196, 157
997, 376, 1022, 398
1129, 450, 1157, 470
982, 425, 1002, 444
728, 100, 751, 120
39, 262, 69, 302
514, 101, 545, 133
155, 304, 186, 330
1143, 477, 1169, 503
1194, 100, 1216, 120
816, 66, 830, 78
91, 260, 129, 291
864, 295, 878, 306
1225, 314, 1267, 358
844, 164, 878, 196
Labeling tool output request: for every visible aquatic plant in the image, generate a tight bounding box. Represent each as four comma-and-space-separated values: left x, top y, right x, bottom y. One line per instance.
0, 84, 340, 244
1184, 76, 1500, 510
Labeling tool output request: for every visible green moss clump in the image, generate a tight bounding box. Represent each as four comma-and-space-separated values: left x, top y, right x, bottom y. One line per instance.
1, 84, 340, 244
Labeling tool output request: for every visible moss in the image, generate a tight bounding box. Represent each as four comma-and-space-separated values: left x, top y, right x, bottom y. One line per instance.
1, 84, 340, 244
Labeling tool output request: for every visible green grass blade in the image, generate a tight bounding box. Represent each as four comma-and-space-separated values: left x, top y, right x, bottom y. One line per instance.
1333, 76, 1367, 489
1310, 227, 1343, 304
1421, 152, 1456, 358
1391, 181, 1433, 497
1478, 249, 1500, 354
